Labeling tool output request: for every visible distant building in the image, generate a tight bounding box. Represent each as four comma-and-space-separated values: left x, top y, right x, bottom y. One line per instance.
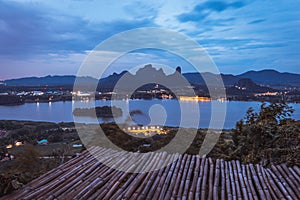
38, 139, 49, 145
72, 144, 83, 148
179, 96, 211, 102
76, 91, 93, 97
32, 91, 44, 96
142, 144, 151, 147
254, 92, 279, 97
15, 141, 23, 146
16, 91, 25, 96
123, 125, 167, 136
61, 127, 75, 132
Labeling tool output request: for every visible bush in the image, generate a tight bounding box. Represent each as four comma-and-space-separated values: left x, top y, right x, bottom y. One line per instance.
15, 145, 41, 173
231, 100, 299, 165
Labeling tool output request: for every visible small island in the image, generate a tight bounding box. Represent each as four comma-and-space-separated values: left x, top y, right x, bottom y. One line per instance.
73, 106, 123, 118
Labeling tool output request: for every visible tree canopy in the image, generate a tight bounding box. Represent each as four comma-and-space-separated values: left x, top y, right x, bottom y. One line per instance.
231, 101, 299, 165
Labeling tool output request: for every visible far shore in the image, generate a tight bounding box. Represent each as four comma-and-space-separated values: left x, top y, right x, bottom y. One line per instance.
0, 97, 299, 107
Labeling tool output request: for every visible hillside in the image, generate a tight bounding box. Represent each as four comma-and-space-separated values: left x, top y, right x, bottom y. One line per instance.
4, 75, 98, 86
238, 69, 300, 87
183, 72, 241, 86
3, 69, 300, 89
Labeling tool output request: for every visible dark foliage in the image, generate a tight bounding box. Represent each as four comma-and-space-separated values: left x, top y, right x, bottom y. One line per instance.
231, 100, 299, 165
73, 106, 123, 118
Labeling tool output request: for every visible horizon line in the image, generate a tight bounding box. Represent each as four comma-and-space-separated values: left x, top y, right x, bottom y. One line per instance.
0, 68, 299, 81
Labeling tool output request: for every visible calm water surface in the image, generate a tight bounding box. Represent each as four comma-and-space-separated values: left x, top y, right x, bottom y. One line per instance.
0, 100, 299, 129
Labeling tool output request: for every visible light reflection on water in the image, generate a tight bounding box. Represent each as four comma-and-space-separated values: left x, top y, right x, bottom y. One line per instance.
0, 100, 299, 129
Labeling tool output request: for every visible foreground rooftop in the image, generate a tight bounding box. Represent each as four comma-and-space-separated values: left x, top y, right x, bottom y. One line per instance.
2, 147, 300, 200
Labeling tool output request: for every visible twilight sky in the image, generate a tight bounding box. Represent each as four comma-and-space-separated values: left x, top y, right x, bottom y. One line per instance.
0, 0, 299, 80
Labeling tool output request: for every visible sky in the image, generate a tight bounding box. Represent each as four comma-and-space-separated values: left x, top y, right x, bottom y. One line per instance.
0, 0, 299, 80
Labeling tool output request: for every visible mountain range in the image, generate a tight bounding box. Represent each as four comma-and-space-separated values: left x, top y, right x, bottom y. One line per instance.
1, 68, 300, 89
237, 70, 300, 86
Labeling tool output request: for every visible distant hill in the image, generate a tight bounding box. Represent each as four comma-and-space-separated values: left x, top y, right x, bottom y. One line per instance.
183, 72, 240, 86
3, 69, 300, 89
183, 69, 300, 88
226, 78, 276, 95
4, 75, 98, 86
97, 64, 192, 93
237, 69, 300, 87
97, 71, 130, 90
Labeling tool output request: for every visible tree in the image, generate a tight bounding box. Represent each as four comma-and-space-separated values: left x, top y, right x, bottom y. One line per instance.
15, 145, 41, 173
231, 100, 299, 165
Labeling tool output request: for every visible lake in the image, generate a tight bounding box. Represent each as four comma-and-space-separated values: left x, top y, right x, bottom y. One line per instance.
0, 100, 299, 129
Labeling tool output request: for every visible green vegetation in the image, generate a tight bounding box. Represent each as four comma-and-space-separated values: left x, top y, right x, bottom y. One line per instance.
0, 121, 83, 197
230, 101, 299, 165
72, 102, 300, 167
73, 106, 123, 118
0, 121, 79, 146
0, 101, 299, 196
0, 146, 57, 196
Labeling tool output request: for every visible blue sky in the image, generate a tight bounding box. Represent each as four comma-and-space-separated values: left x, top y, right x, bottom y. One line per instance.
0, 0, 299, 80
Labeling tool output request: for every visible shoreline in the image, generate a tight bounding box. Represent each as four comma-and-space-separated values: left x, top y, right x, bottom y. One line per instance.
0, 98, 299, 106
0, 119, 233, 131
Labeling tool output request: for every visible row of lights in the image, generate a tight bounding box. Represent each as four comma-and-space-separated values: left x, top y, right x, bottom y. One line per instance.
125, 126, 163, 131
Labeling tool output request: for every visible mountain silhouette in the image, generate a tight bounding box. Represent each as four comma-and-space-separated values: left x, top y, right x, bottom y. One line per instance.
3, 68, 300, 89
237, 69, 300, 86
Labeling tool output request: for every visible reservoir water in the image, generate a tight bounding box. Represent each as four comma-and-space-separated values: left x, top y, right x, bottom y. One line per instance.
0, 100, 299, 129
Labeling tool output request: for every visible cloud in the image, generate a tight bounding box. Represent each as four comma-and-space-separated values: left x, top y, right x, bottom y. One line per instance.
178, 1, 246, 22
202, 1, 245, 12
0, 0, 300, 79
236, 42, 287, 50
178, 12, 209, 23
0, 1, 156, 58
248, 19, 266, 24
123, 1, 159, 20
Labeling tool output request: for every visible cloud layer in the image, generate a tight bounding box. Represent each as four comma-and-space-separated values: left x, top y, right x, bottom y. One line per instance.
0, 0, 299, 79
